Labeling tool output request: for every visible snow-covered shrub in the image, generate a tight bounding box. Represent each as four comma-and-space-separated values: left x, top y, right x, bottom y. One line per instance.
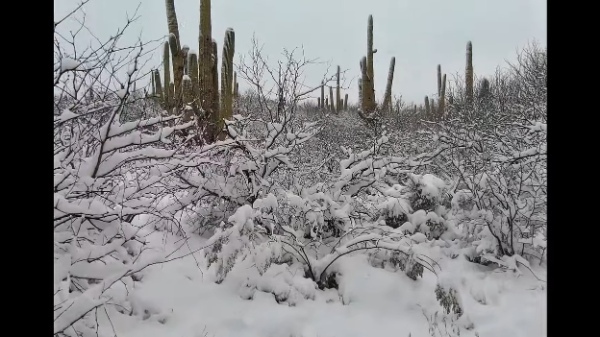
404, 173, 451, 213
435, 284, 463, 316
368, 248, 425, 280
201, 131, 447, 293
53, 7, 205, 335
426, 43, 546, 265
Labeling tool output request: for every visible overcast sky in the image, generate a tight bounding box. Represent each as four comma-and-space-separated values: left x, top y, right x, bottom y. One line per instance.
54, 0, 546, 105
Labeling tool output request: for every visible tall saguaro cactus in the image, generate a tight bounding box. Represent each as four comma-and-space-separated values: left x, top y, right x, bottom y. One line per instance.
164, 0, 186, 112
343, 93, 348, 111
211, 40, 220, 124
329, 86, 335, 112
153, 69, 163, 99
381, 57, 396, 113
199, 0, 215, 116
336, 66, 341, 113
466, 41, 474, 103
188, 52, 199, 91
356, 15, 402, 119
438, 74, 447, 119
320, 81, 325, 110
360, 56, 375, 114
358, 78, 363, 110
233, 71, 239, 98
366, 15, 375, 96
436, 64, 447, 119
220, 28, 235, 136
437, 64, 442, 97
359, 14, 382, 115
157, 0, 235, 143
162, 42, 172, 110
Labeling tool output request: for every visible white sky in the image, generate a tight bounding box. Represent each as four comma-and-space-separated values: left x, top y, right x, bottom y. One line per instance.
54, 0, 547, 105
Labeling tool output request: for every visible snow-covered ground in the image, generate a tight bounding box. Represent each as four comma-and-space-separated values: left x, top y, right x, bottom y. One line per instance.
104, 229, 546, 337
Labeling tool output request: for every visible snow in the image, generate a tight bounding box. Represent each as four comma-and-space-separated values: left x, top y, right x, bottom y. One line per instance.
101, 231, 546, 337
60, 57, 81, 72
57, 108, 79, 122
53, 38, 546, 336
228, 204, 255, 229
116, 88, 128, 99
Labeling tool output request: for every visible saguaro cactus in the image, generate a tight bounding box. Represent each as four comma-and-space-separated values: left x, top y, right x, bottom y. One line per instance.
381, 57, 396, 113
153, 69, 163, 99
336, 66, 341, 113
466, 41, 474, 103
329, 86, 335, 112
436, 64, 447, 119
162, 41, 172, 110
199, 0, 217, 136
164, 0, 186, 112
424, 96, 430, 117
159, 0, 236, 143
359, 14, 383, 115
358, 78, 363, 109
163, 1, 217, 119
366, 15, 375, 97
211, 40, 220, 124
478, 77, 490, 99
233, 71, 239, 98
151, 71, 156, 97
320, 81, 325, 110
344, 93, 348, 111
438, 74, 447, 119
360, 56, 375, 114
220, 28, 235, 135
437, 64, 442, 97
188, 52, 199, 98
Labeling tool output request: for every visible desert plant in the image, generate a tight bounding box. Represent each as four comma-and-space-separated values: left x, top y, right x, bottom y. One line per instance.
358, 15, 396, 119
53, 5, 204, 334
219, 28, 236, 139
154, 0, 235, 143
465, 41, 474, 103
381, 57, 396, 114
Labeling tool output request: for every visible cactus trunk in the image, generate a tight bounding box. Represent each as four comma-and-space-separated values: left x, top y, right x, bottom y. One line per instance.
466, 41, 473, 103
188, 52, 200, 108
199, 0, 216, 139
360, 56, 375, 114
164, 0, 185, 112
336, 65, 341, 113
381, 57, 395, 113
344, 93, 348, 111
210, 40, 220, 137
437, 64, 442, 97
153, 69, 163, 99
162, 42, 172, 112
329, 86, 335, 112
358, 78, 363, 108
233, 71, 239, 98
219, 28, 235, 139
438, 74, 446, 119
365, 15, 376, 114
320, 81, 325, 111
367, 15, 374, 98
